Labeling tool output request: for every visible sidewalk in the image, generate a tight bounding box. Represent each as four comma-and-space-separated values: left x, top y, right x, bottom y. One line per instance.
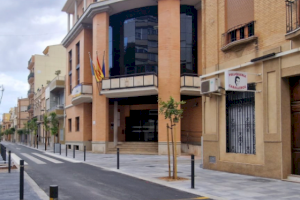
11, 142, 300, 200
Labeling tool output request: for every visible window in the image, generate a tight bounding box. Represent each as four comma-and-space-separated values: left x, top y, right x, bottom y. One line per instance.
248, 22, 254, 37
76, 117, 79, 131
69, 73, 72, 94
226, 83, 256, 154
76, 42, 80, 65
69, 50, 72, 72
229, 30, 237, 42
240, 27, 245, 39
68, 118, 72, 132
76, 67, 80, 85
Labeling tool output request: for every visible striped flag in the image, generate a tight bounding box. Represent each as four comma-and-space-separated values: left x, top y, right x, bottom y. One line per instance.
88, 53, 102, 82
96, 52, 104, 79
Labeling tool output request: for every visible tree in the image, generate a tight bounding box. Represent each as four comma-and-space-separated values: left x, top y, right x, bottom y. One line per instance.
23, 122, 30, 145
29, 118, 38, 147
158, 96, 185, 179
49, 112, 59, 145
17, 129, 24, 143
43, 114, 50, 151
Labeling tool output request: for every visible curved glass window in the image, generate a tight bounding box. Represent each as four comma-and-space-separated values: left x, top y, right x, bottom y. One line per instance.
109, 6, 197, 77
109, 6, 158, 77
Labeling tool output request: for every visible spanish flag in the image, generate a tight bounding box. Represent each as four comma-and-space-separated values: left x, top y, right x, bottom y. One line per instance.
96, 52, 104, 79
88, 53, 102, 82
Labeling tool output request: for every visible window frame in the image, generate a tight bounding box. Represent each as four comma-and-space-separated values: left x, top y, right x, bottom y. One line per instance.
68, 118, 72, 132
76, 117, 80, 131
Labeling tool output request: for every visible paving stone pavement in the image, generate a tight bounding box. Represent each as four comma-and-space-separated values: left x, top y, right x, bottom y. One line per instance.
6, 142, 300, 200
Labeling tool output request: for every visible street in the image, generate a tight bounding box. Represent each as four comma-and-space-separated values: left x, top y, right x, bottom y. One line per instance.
4, 143, 206, 200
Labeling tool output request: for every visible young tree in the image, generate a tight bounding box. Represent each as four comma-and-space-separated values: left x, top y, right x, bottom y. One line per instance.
49, 112, 59, 144
17, 129, 24, 143
43, 114, 50, 151
29, 118, 38, 147
158, 96, 185, 179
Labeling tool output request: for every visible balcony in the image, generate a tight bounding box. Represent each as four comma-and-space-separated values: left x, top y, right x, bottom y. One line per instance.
221, 21, 257, 52
286, 0, 300, 39
71, 83, 93, 106
180, 74, 201, 96
27, 104, 33, 113
27, 56, 34, 70
101, 73, 158, 98
49, 76, 65, 93
48, 104, 64, 118
28, 72, 34, 83
27, 89, 34, 98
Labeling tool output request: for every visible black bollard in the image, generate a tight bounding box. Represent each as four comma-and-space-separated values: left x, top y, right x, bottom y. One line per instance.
117, 148, 119, 169
60, 144, 61, 155
49, 185, 58, 200
53, 143, 55, 154
191, 155, 195, 189
20, 160, 24, 200
66, 145, 68, 157
8, 151, 11, 173
73, 145, 75, 159
84, 146, 86, 161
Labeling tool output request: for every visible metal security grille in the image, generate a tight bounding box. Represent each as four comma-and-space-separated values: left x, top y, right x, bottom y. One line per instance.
226, 83, 256, 154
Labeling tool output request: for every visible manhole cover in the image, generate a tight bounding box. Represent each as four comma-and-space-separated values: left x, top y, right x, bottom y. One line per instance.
248, 178, 273, 183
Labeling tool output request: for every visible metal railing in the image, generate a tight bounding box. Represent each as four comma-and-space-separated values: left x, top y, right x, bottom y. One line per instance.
102, 72, 158, 90
27, 89, 34, 96
28, 72, 34, 81
27, 104, 33, 111
286, 0, 300, 33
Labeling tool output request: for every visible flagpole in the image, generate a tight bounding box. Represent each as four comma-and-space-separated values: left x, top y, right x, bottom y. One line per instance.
103, 51, 106, 79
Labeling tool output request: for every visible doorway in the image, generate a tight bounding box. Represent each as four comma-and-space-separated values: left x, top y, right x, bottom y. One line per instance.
290, 77, 300, 175
125, 110, 158, 142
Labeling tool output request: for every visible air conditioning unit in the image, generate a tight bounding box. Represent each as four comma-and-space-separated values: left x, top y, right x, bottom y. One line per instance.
200, 78, 220, 94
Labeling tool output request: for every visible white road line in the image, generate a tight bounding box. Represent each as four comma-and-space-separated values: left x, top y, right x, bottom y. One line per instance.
32, 153, 63, 164
11, 153, 28, 165
21, 153, 46, 164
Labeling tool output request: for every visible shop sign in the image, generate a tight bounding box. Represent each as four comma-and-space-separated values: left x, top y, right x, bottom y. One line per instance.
225, 71, 247, 91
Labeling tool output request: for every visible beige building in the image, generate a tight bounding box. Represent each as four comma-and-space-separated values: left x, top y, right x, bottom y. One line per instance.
17, 98, 29, 143
201, 0, 300, 180
28, 44, 67, 119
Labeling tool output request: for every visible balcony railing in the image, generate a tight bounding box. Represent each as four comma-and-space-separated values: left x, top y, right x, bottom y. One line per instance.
28, 72, 34, 81
102, 73, 158, 90
49, 76, 65, 92
27, 104, 33, 111
27, 89, 34, 97
181, 74, 200, 88
286, 0, 300, 33
71, 83, 93, 105
221, 21, 257, 51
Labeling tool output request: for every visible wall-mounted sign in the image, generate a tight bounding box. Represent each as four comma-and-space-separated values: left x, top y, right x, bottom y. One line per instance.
225, 71, 247, 91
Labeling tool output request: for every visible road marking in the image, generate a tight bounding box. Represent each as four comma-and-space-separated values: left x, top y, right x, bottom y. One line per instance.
11, 153, 28, 165
21, 153, 46, 164
193, 197, 210, 199
32, 153, 63, 164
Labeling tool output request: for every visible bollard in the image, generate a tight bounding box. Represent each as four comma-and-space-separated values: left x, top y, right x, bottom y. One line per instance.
191, 155, 195, 189
53, 144, 55, 154
84, 146, 86, 161
20, 160, 24, 200
59, 144, 61, 155
117, 148, 119, 169
8, 151, 11, 173
49, 185, 58, 200
37, 135, 38, 149
73, 145, 75, 159
66, 145, 68, 157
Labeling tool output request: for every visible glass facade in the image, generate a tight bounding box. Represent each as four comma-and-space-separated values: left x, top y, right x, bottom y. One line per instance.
109, 6, 197, 77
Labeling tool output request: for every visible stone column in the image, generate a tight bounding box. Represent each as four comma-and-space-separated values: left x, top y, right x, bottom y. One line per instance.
92, 12, 110, 153
74, 0, 78, 24
68, 13, 70, 32
114, 101, 118, 147
158, 0, 181, 155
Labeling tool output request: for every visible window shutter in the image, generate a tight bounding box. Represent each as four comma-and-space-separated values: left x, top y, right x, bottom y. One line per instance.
226, 0, 254, 30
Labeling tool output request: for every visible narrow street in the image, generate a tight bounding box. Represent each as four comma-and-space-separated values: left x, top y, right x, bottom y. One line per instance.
4, 143, 206, 200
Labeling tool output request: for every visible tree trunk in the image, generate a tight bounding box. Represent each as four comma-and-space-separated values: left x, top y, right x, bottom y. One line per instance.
173, 125, 178, 179
167, 124, 171, 178
45, 132, 47, 151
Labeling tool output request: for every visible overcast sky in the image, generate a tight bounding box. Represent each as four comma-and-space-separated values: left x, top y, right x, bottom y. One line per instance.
0, 0, 67, 120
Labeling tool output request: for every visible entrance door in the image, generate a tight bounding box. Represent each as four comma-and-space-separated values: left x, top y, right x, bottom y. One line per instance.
290, 77, 300, 175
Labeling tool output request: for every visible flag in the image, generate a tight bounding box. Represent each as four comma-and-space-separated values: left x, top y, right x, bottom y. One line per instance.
96, 53, 104, 79
102, 51, 106, 77
89, 53, 102, 82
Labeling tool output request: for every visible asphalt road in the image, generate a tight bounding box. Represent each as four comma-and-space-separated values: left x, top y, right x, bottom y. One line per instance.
4, 143, 204, 200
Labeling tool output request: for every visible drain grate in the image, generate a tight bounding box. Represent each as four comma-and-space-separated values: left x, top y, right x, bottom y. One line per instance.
248, 178, 274, 183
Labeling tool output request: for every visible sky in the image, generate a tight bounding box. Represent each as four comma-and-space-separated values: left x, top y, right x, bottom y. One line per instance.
0, 0, 68, 120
